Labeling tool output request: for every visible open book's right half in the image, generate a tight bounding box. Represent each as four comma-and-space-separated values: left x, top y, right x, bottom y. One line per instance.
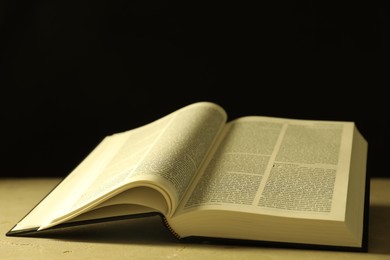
167, 114, 369, 252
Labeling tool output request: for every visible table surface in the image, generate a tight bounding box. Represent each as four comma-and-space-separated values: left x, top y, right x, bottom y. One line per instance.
1, 178, 389, 260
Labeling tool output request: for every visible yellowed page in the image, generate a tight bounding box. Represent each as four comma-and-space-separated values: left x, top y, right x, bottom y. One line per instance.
177, 116, 355, 222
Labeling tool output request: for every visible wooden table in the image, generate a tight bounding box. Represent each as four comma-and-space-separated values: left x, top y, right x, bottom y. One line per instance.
1, 178, 389, 259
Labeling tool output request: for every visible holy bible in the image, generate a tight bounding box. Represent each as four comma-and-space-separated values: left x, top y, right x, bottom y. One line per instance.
7, 102, 369, 251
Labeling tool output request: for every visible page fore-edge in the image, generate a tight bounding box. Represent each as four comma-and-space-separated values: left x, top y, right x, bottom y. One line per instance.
5, 212, 161, 237
4, 137, 105, 237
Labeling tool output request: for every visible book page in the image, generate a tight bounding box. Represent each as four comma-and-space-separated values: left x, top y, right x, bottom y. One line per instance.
128, 102, 227, 215
177, 116, 354, 221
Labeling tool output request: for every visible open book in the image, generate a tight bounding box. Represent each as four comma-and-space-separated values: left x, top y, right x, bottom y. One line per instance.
7, 102, 369, 251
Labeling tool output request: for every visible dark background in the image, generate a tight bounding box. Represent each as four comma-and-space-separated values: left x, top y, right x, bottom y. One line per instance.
1, 1, 389, 178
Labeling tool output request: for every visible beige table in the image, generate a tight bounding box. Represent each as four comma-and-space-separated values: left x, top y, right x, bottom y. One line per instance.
1, 178, 389, 259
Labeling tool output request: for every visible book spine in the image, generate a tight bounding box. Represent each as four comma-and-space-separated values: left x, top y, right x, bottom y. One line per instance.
162, 216, 181, 239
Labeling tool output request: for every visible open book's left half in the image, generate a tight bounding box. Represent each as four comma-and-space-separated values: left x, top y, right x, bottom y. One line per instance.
7, 102, 228, 234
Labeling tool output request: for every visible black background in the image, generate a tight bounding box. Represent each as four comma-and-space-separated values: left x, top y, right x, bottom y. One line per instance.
1, 1, 389, 178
